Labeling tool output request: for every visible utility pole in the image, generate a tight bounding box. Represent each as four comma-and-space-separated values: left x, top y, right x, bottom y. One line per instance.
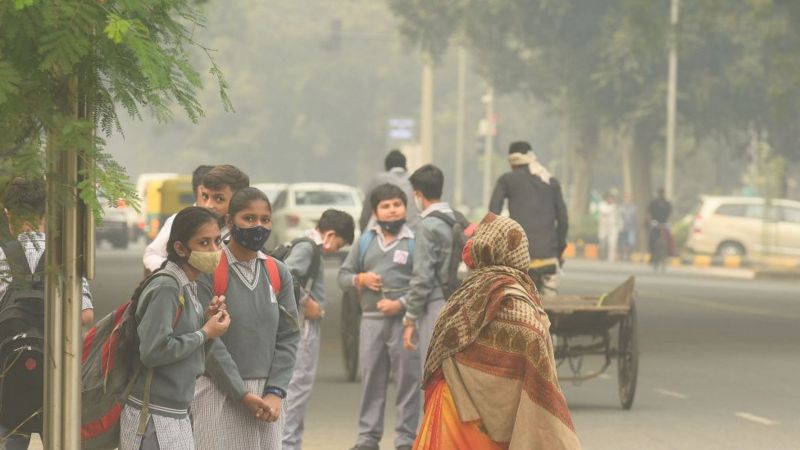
420, 57, 434, 165
454, 47, 467, 208
665, 0, 680, 200
481, 87, 494, 209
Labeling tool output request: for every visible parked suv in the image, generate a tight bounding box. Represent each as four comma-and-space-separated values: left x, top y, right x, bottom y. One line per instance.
686, 196, 800, 257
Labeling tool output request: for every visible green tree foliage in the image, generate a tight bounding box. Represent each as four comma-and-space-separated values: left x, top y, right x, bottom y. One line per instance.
0, 0, 231, 217
388, 0, 800, 212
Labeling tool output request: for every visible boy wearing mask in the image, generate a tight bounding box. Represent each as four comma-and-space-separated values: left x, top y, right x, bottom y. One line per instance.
338, 184, 419, 450
402, 165, 455, 367
282, 209, 356, 450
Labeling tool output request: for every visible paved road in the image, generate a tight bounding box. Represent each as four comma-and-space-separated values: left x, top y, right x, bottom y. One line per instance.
69, 243, 799, 449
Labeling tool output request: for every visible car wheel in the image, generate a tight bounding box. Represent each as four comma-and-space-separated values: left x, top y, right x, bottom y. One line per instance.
717, 241, 745, 258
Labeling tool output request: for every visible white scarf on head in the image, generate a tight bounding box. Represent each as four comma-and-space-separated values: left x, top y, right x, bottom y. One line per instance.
508, 151, 552, 185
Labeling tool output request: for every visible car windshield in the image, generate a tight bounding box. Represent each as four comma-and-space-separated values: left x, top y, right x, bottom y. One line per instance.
293, 190, 355, 207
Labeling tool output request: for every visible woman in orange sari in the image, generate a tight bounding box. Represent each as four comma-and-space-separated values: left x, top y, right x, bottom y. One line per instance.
414, 213, 580, 450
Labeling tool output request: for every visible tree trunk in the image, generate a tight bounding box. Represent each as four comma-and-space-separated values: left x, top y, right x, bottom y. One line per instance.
623, 122, 655, 252
568, 121, 598, 223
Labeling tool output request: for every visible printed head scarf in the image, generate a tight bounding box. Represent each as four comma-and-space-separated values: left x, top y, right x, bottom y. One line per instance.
423, 213, 545, 385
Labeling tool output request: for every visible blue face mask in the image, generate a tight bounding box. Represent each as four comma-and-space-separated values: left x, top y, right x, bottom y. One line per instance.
231, 225, 271, 251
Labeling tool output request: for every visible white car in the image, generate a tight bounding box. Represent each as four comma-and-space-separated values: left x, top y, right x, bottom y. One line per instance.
686, 196, 800, 257
270, 183, 362, 249
252, 182, 289, 205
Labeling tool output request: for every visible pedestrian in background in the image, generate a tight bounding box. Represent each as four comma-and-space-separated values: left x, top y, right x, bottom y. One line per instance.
402, 164, 454, 370
358, 150, 419, 232
618, 193, 638, 261
598, 192, 620, 262
0, 177, 95, 450
282, 209, 355, 450
489, 141, 568, 299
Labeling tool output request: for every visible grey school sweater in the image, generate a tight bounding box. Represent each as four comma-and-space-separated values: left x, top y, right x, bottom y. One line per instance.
405, 206, 454, 320
284, 237, 325, 308
198, 254, 300, 400
127, 263, 238, 419
338, 227, 414, 318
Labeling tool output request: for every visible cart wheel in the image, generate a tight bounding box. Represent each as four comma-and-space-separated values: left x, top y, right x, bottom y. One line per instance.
340, 289, 361, 382
617, 301, 639, 410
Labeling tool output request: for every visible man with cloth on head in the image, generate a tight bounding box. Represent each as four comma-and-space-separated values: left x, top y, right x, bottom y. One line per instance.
489, 141, 568, 299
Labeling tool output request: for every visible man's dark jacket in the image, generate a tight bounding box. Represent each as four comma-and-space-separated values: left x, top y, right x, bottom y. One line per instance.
489, 166, 569, 260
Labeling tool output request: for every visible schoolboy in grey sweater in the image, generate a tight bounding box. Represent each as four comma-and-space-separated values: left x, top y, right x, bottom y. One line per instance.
337, 183, 420, 450
403, 165, 454, 371
283, 210, 355, 450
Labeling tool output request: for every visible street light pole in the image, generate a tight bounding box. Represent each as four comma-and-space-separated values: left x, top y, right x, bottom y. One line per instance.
420, 57, 434, 165
665, 0, 680, 200
482, 87, 494, 209
454, 47, 467, 208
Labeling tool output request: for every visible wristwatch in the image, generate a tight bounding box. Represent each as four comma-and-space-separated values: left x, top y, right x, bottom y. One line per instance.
263, 386, 286, 399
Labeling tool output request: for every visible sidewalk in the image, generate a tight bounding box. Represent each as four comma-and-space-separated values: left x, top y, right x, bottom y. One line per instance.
564, 242, 800, 272
565, 258, 758, 280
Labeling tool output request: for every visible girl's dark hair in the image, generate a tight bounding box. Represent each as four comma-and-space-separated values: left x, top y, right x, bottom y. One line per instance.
228, 187, 271, 219
122, 206, 218, 363
166, 206, 220, 263
370, 183, 407, 211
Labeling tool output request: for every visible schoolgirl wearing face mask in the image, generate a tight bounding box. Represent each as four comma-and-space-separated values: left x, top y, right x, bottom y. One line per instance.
120, 207, 234, 450
191, 187, 300, 450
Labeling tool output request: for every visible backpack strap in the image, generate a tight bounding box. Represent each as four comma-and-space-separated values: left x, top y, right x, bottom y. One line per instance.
1, 239, 36, 288
357, 230, 377, 272
213, 251, 230, 296
290, 238, 321, 291
427, 210, 456, 228
265, 256, 281, 294
137, 368, 155, 436
214, 250, 281, 295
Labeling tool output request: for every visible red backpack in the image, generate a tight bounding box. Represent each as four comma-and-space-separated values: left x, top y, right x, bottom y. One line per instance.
80, 272, 183, 449
214, 252, 302, 327
213, 252, 281, 296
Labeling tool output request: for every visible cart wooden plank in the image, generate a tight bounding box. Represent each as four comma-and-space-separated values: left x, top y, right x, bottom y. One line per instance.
543, 276, 635, 314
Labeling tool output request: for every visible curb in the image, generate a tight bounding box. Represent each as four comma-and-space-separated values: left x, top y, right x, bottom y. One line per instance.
565, 242, 800, 271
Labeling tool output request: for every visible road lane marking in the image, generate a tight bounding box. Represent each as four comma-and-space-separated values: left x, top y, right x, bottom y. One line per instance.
654, 388, 688, 399
735, 412, 780, 426
645, 292, 800, 320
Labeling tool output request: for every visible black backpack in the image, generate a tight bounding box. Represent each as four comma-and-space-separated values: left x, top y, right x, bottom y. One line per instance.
0, 240, 45, 434
427, 210, 471, 299
269, 237, 322, 306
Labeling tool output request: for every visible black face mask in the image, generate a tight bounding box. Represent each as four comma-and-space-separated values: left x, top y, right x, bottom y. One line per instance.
231, 225, 271, 251
376, 218, 406, 235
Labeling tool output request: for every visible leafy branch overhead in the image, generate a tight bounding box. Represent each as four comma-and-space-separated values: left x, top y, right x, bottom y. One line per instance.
0, 0, 232, 219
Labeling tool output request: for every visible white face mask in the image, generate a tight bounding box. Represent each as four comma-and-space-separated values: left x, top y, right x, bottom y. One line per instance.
187, 250, 222, 274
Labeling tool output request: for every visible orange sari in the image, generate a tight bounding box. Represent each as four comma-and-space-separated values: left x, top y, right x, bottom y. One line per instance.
414, 371, 507, 450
